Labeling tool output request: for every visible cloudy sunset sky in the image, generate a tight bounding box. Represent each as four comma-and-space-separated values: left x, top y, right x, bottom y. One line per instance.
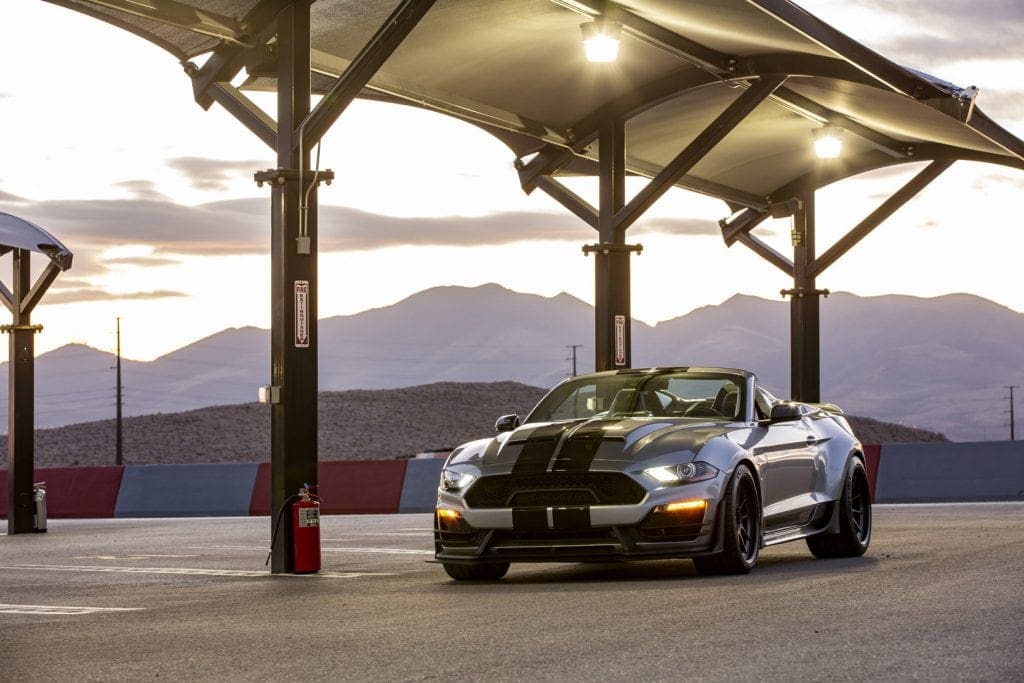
0, 0, 1022, 361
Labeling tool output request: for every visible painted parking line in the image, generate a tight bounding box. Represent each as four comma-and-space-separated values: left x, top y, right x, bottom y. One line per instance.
323, 532, 430, 538
73, 555, 200, 560
0, 564, 393, 579
192, 545, 433, 556
0, 604, 144, 616
324, 547, 433, 556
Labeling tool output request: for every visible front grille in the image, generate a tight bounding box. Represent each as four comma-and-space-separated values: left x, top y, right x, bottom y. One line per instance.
464, 472, 646, 509
510, 490, 596, 507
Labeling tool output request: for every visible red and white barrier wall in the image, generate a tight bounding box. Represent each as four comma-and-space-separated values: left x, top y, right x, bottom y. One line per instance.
2, 442, 1022, 518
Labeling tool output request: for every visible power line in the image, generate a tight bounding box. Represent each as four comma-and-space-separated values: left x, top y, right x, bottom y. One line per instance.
565, 344, 583, 377
116, 318, 123, 465
1006, 385, 1018, 441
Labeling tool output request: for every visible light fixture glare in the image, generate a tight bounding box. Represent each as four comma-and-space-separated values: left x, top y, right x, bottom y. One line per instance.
812, 125, 843, 159
581, 20, 621, 63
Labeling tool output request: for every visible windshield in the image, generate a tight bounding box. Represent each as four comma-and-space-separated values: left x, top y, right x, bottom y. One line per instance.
526, 371, 746, 423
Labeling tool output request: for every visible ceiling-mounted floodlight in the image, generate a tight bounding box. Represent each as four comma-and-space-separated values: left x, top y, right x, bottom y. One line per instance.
812, 125, 843, 159
581, 20, 622, 63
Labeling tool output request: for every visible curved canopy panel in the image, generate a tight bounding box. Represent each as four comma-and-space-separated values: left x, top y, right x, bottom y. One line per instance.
0, 212, 73, 271
45, 0, 1024, 209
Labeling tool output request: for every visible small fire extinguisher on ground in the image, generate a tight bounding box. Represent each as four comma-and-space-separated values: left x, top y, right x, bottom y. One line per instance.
267, 484, 321, 574
292, 485, 321, 574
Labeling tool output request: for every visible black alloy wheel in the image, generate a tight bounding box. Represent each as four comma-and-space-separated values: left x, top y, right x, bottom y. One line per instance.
849, 468, 871, 544
692, 464, 761, 575
734, 474, 759, 561
806, 458, 872, 558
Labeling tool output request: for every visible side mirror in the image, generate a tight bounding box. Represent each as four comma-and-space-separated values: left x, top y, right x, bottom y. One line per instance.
494, 414, 521, 433
769, 402, 802, 424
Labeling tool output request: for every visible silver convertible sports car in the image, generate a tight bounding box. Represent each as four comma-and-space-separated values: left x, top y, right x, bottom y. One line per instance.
435, 367, 871, 580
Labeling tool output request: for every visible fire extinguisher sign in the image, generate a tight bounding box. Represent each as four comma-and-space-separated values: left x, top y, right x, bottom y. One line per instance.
294, 280, 309, 348
614, 315, 626, 366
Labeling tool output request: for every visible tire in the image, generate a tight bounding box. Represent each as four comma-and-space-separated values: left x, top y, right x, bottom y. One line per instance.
443, 561, 510, 581
693, 464, 761, 575
806, 458, 872, 558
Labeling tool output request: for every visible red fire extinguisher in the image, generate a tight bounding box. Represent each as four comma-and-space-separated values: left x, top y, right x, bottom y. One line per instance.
292, 485, 321, 574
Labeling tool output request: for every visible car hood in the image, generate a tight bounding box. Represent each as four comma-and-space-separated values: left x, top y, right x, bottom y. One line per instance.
449, 416, 737, 472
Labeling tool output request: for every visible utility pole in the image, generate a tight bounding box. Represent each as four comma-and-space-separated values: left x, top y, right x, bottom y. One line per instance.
566, 344, 582, 377
1006, 385, 1018, 441
116, 318, 123, 465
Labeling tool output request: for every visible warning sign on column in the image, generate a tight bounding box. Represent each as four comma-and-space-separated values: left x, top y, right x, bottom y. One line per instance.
614, 315, 626, 366
294, 280, 309, 348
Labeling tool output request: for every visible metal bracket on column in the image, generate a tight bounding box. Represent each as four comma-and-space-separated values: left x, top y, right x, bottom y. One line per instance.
256, 168, 334, 255
254, 168, 335, 187
719, 207, 769, 246
0, 324, 43, 334
780, 287, 829, 299
719, 207, 794, 276
182, 0, 292, 148
582, 242, 643, 256
514, 145, 575, 193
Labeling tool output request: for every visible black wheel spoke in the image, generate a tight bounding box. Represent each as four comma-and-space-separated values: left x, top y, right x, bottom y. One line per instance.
734, 482, 757, 558
848, 475, 869, 542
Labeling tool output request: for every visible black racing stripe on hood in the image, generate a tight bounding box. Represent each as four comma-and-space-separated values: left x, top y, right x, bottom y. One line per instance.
510, 422, 574, 473
552, 419, 624, 471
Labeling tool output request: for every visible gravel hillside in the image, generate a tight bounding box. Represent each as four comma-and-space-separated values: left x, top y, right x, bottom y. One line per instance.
1, 382, 946, 468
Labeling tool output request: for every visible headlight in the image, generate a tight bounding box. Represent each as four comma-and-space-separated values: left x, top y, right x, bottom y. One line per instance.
643, 461, 719, 485
440, 468, 476, 492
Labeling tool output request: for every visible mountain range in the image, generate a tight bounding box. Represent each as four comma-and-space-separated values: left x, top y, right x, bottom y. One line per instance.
1, 283, 1021, 442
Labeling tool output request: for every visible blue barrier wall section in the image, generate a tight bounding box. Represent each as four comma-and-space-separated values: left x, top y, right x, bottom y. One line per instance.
875, 441, 1024, 503
398, 458, 445, 513
115, 464, 261, 517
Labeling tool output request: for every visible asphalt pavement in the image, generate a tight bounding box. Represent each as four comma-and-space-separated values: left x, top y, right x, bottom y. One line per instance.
1, 504, 1022, 681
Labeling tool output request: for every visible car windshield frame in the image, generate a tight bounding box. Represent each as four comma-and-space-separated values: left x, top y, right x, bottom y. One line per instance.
525, 370, 749, 424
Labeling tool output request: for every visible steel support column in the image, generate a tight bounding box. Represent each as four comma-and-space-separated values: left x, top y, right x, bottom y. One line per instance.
186, 0, 432, 573
269, 0, 317, 574
594, 118, 630, 371
788, 192, 821, 403
7, 250, 37, 534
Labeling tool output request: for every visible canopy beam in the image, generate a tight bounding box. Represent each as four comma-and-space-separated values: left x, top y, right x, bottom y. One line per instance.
297, 0, 437, 152
808, 160, 954, 278
535, 177, 599, 230
614, 75, 786, 234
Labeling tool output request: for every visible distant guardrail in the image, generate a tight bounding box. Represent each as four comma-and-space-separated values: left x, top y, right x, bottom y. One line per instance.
2, 442, 1023, 518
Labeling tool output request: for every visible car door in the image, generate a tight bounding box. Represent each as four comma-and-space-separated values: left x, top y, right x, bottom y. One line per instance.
752, 395, 820, 524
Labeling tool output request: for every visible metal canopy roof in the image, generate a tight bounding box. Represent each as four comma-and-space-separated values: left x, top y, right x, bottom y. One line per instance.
46, 0, 1024, 211
36, 0, 1024, 568
0, 212, 73, 271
